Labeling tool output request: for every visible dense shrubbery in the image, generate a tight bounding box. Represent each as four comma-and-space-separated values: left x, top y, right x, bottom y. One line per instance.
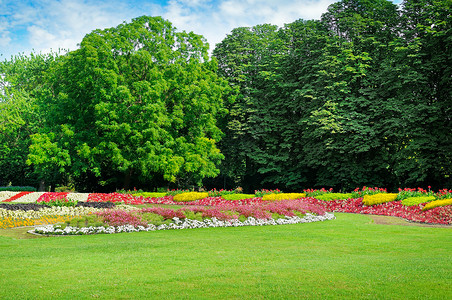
0, 186, 36, 192
423, 199, 452, 211
315, 193, 353, 201
362, 194, 398, 206
401, 196, 436, 207
262, 193, 306, 201
222, 194, 256, 201
173, 192, 209, 202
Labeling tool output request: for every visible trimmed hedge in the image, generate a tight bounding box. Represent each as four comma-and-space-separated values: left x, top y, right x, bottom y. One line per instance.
422, 198, 452, 211
315, 193, 353, 201
362, 193, 398, 206
262, 193, 306, 201
0, 186, 36, 192
401, 196, 436, 206
222, 194, 256, 201
173, 192, 209, 202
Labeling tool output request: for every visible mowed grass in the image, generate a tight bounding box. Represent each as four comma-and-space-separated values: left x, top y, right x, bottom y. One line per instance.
0, 213, 451, 299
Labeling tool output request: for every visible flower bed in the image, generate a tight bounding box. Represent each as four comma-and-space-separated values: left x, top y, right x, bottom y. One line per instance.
31, 200, 333, 235
301, 197, 452, 225
34, 213, 335, 235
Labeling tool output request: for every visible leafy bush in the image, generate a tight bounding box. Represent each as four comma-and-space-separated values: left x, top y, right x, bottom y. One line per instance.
262, 193, 306, 201
38, 198, 78, 207
208, 187, 244, 197
401, 196, 436, 206
362, 193, 397, 206
222, 194, 256, 201
0, 186, 36, 192
165, 189, 192, 196
255, 189, 281, 197
315, 193, 353, 201
351, 187, 387, 198
133, 192, 166, 198
436, 189, 452, 200
422, 198, 452, 211
304, 188, 333, 197
173, 192, 209, 202
396, 188, 434, 200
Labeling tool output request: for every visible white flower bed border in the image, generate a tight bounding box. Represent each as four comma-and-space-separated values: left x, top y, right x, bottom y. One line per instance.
33, 213, 335, 236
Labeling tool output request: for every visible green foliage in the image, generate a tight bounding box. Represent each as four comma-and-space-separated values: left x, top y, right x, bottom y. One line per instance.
25, 16, 232, 191
133, 192, 166, 198
315, 193, 353, 201
222, 194, 256, 201
0, 186, 36, 192
39, 198, 78, 207
401, 196, 436, 206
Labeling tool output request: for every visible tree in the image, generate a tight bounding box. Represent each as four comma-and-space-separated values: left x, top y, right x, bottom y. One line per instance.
27, 16, 232, 190
0, 53, 59, 188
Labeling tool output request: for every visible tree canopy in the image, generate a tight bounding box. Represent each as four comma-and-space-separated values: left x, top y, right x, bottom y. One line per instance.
1, 0, 450, 192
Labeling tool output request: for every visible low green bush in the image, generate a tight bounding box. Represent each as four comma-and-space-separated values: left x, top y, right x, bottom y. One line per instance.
133, 192, 166, 198
222, 194, 256, 201
401, 196, 436, 206
315, 193, 353, 201
0, 186, 36, 192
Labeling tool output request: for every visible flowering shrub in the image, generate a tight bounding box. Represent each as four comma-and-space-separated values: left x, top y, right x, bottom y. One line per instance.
396, 188, 434, 200
302, 197, 452, 224
96, 209, 148, 227
173, 192, 209, 202
422, 198, 452, 211
315, 193, 352, 201
436, 189, 452, 200
141, 207, 185, 220
255, 189, 281, 197
401, 196, 436, 206
351, 187, 387, 198
208, 187, 243, 197
262, 193, 306, 201
362, 193, 397, 206
304, 188, 333, 197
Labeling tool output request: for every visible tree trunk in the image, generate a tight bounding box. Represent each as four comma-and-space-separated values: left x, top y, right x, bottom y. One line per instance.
123, 170, 132, 190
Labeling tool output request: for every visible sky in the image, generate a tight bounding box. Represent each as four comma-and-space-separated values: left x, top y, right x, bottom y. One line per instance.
0, 0, 403, 60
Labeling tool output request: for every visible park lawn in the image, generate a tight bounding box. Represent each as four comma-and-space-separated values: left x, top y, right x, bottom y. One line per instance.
0, 213, 450, 299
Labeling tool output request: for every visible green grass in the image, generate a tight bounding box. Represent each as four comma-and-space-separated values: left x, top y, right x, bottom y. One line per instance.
0, 213, 451, 299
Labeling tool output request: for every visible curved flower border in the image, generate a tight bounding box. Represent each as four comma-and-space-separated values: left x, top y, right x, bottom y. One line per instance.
33, 213, 335, 236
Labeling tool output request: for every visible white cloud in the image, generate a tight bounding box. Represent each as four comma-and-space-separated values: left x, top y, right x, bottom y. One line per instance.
1, 0, 399, 59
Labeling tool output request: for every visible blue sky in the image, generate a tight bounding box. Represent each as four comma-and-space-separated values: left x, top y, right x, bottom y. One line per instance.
0, 0, 403, 60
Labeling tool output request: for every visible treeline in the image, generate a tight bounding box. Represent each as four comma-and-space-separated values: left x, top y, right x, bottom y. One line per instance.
0, 0, 450, 192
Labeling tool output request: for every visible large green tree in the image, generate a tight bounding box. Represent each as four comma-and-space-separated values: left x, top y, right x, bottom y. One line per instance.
0, 53, 58, 188
27, 16, 232, 190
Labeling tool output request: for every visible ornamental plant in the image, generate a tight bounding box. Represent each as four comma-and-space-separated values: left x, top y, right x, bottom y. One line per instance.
362, 193, 398, 206
436, 189, 452, 200
262, 193, 306, 201
422, 198, 452, 211
38, 198, 78, 207
304, 188, 333, 197
396, 187, 434, 200
222, 194, 256, 201
401, 196, 436, 206
351, 187, 387, 198
173, 192, 209, 202
255, 189, 281, 197
315, 193, 352, 201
